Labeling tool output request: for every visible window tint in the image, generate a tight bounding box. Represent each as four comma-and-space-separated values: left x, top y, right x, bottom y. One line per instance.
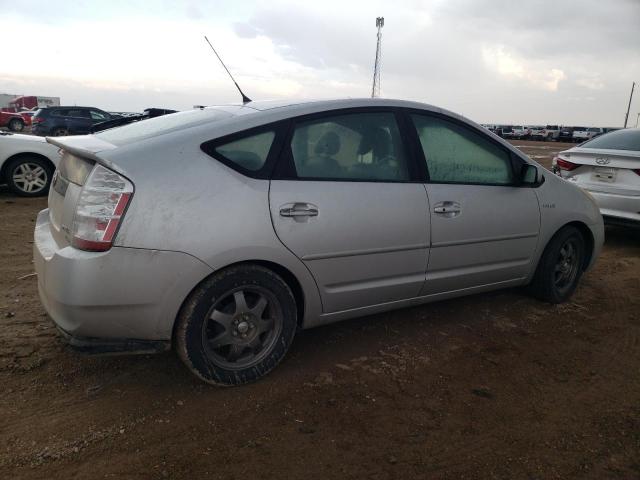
581, 129, 640, 151
51, 109, 68, 117
412, 114, 513, 185
67, 109, 89, 118
214, 131, 275, 171
290, 112, 409, 181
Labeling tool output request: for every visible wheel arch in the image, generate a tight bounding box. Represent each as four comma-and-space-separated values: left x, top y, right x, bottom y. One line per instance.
1, 152, 56, 183
542, 220, 595, 272
565, 220, 595, 271
172, 259, 308, 341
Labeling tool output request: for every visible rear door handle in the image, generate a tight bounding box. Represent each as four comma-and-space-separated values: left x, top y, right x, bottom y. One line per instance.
279, 203, 319, 218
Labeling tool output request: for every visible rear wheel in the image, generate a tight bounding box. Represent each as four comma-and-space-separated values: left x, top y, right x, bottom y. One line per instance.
6, 156, 54, 197
175, 265, 298, 386
8, 118, 24, 132
529, 226, 586, 303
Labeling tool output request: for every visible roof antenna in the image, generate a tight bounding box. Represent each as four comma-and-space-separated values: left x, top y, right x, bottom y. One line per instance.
204, 35, 252, 104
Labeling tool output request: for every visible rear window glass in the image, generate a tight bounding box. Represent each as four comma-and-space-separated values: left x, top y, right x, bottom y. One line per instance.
581, 129, 640, 151
95, 108, 234, 146
214, 131, 275, 171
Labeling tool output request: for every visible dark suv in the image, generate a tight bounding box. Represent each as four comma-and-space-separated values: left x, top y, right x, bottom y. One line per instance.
32, 106, 120, 136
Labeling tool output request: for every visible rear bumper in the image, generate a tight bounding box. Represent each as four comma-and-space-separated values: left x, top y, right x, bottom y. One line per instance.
586, 189, 640, 225
34, 209, 213, 342
56, 326, 170, 355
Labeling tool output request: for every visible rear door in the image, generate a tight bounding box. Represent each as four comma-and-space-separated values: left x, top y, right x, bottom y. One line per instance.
65, 109, 92, 134
407, 112, 540, 295
269, 109, 430, 313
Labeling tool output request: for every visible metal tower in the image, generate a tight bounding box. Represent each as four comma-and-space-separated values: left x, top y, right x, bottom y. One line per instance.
371, 17, 384, 98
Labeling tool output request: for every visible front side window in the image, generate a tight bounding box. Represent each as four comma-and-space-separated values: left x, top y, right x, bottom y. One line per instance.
289, 112, 409, 181
214, 131, 275, 171
411, 114, 513, 185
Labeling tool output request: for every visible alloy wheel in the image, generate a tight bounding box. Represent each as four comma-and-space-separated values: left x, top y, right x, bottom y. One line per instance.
12, 162, 48, 194
202, 286, 283, 369
553, 239, 579, 292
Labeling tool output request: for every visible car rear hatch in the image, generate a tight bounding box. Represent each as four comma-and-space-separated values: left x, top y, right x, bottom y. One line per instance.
559, 148, 640, 196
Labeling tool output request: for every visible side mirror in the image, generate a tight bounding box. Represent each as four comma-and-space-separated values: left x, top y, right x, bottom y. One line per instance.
520, 163, 542, 186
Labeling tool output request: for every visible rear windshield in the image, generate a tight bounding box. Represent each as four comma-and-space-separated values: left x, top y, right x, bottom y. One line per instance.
95, 108, 235, 146
581, 129, 640, 151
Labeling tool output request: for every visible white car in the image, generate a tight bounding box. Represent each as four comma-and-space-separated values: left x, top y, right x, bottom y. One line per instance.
0, 132, 60, 196
573, 127, 603, 143
553, 128, 640, 226
511, 125, 530, 139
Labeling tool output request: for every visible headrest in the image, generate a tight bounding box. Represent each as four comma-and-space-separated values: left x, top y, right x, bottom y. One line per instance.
314, 131, 341, 156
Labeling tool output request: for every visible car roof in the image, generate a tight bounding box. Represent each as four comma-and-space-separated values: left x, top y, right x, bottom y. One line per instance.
203, 97, 468, 124
42, 106, 100, 110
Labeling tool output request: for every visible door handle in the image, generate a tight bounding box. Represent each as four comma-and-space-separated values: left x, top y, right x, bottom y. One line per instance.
279, 203, 319, 218
433, 201, 461, 217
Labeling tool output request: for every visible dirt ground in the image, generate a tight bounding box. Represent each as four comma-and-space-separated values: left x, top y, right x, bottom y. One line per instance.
1, 140, 639, 479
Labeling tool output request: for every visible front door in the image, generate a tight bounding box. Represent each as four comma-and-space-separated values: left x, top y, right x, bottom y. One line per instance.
408, 112, 540, 295
269, 110, 430, 313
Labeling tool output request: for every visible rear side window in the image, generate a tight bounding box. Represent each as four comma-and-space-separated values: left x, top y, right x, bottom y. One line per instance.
411, 114, 513, 185
289, 112, 409, 182
214, 131, 275, 171
90, 110, 110, 121
67, 109, 89, 118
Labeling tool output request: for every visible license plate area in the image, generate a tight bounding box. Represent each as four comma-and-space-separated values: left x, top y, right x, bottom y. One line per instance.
592, 167, 616, 183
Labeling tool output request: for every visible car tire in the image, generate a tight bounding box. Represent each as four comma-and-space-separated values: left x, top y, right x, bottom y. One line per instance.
528, 226, 586, 304
51, 127, 69, 136
175, 264, 298, 386
8, 118, 24, 132
5, 156, 54, 197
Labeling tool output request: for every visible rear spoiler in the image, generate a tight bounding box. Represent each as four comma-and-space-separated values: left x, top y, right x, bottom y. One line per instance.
46, 136, 125, 175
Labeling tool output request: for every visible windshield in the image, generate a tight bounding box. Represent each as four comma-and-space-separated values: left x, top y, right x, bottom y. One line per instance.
95, 108, 236, 146
581, 129, 640, 151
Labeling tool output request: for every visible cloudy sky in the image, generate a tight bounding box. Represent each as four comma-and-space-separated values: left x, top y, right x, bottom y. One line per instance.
1, 0, 639, 126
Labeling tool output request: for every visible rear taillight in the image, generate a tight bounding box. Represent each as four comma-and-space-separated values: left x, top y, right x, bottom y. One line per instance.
554, 157, 579, 171
32, 116, 44, 124
71, 165, 133, 251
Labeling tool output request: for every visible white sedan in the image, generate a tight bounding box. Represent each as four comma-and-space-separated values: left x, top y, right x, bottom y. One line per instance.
553, 128, 640, 226
0, 132, 61, 196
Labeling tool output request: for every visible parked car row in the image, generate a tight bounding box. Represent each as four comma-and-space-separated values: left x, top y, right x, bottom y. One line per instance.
481, 124, 617, 142
0, 106, 177, 196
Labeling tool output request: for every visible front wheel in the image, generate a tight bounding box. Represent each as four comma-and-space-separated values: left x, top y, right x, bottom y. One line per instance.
528, 226, 586, 303
175, 265, 298, 386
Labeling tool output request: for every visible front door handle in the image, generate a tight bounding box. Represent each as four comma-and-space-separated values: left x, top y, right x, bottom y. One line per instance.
433, 201, 461, 217
279, 203, 319, 218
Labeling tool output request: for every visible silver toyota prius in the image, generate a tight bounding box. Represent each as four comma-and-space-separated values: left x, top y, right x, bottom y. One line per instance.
34, 98, 604, 386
